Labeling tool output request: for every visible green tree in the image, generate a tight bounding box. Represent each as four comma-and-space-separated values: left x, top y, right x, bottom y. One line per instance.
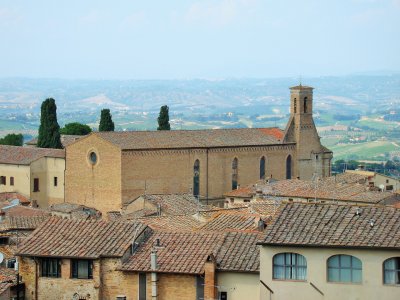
37, 98, 62, 149
98, 109, 115, 132
0, 133, 24, 146
157, 105, 171, 130
60, 122, 92, 135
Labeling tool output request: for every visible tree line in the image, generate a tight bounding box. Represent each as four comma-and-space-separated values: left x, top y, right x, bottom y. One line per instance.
1, 98, 171, 148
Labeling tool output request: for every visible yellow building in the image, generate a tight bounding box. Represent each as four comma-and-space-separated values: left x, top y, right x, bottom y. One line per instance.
0, 145, 65, 208
258, 202, 400, 300
65, 86, 332, 214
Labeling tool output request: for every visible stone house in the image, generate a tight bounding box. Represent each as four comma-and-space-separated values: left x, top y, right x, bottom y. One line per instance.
0, 145, 65, 208
65, 86, 332, 214
16, 218, 150, 300
258, 202, 400, 300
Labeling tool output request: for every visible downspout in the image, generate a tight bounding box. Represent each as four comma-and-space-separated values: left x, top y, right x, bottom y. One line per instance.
150, 250, 158, 300
34, 258, 38, 300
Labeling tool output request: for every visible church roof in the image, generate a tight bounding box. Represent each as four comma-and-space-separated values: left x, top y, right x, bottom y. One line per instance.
94, 128, 285, 150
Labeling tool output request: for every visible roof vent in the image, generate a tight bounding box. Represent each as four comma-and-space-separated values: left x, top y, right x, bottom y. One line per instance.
370, 219, 375, 227
355, 208, 361, 216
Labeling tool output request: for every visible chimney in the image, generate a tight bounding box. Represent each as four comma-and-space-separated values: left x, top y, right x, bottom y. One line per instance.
151, 250, 158, 300
204, 254, 217, 300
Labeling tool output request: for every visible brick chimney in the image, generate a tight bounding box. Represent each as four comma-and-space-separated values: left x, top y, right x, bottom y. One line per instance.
204, 254, 217, 300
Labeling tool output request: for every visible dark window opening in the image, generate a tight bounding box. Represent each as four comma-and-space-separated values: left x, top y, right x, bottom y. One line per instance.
386, 185, 393, 191
294, 98, 297, 113
196, 275, 204, 300
304, 97, 308, 113
10, 177, 14, 186
41, 258, 61, 278
260, 156, 266, 179
0, 237, 9, 245
286, 155, 292, 179
232, 158, 238, 190
220, 291, 228, 300
71, 259, 93, 279
139, 273, 147, 300
0, 176, 6, 185
54, 176, 58, 187
7, 258, 16, 269
193, 160, 200, 197
33, 178, 39, 192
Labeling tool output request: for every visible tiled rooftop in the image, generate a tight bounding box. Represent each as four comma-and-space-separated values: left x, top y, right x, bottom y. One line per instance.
1, 215, 50, 231
131, 194, 201, 216
225, 173, 399, 204
0, 193, 30, 205
121, 231, 224, 274
17, 218, 147, 258
121, 230, 260, 274
198, 211, 260, 232
138, 215, 202, 231
0, 145, 65, 165
260, 202, 400, 249
88, 127, 285, 150
1, 206, 50, 218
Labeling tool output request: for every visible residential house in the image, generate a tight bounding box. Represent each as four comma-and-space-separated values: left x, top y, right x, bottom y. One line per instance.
258, 202, 400, 300
0, 145, 65, 208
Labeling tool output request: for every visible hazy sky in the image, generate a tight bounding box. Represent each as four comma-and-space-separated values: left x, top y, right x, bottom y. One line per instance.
0, 0, 399, 79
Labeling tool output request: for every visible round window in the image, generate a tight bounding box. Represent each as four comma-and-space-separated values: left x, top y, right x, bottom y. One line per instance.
89, 152, 97, 165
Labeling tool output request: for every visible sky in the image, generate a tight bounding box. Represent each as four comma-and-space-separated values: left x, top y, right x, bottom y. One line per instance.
0, 0, 399, 79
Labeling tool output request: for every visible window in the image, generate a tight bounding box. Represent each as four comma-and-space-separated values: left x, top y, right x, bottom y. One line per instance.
232, 158, 238, 190
71, 259, 93, 279
193, 160, 200, 197
10, 177, 14, 186
286, 155, 292, 179
0, 176, 6, 185
260, 156, 266, 179
0, 237, 8, 245
294, 98, 297, 113
273, 253, 307, 280
54, 176, 58, 187
304, 97, 308, 113
7, 258, 16, 269
89, 152, 97, 165
383, 257, 400, 285
327, 255, 362, 283
139, 273, 147, 300
41, 258, 61, 278
196, 275, 204, 300
386, 179, 389, 184
33, 178, 39, 192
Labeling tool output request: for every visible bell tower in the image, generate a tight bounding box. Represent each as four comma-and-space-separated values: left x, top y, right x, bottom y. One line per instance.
283, 85, 332, 180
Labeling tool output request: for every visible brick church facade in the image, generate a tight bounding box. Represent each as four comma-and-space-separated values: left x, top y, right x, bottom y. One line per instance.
65, 85, 332, 213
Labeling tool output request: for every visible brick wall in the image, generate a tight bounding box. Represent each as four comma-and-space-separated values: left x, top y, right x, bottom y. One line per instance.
65, 134, 122, 213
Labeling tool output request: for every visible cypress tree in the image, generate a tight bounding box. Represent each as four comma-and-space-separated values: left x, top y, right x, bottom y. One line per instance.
37, 98, 62, 149
157, 105, 171, 130
99, 109, 115, 132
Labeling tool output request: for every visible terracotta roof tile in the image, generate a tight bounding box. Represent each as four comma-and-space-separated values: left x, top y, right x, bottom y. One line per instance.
121, 231, 225, 274
17, 218, 147, 258
0, 145, 65, 165
1, 215, 50, 230
0, 193, 30, 205
260, 202, 400, 249
198, 211, 259, 232
90, 127, 284, 150
138, 215, 202, 231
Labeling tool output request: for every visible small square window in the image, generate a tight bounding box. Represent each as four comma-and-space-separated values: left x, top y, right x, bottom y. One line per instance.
71, 259, 93, 279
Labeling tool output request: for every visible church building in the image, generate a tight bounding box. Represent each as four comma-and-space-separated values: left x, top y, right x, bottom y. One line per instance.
65, 85, 332, 213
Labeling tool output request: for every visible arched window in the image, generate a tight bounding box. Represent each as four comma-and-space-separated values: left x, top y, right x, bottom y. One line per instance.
304, 97, 308, 113
232, 158, 238, 190
193, 160, 200, 197
327, 255, 362, 283
294, 98, 297, 113
260, 156, 266, 179
286, 155, 292, 179
273, 253, 307, 280
383, 257, 400, 285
